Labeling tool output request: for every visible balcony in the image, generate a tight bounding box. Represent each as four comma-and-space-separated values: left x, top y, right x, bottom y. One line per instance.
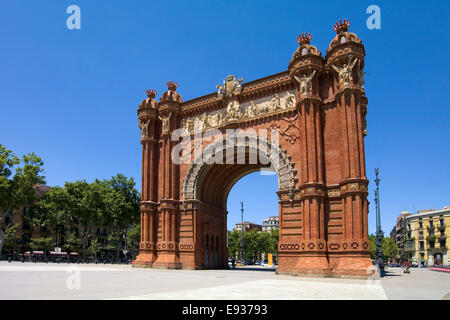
426, 235, 437, 242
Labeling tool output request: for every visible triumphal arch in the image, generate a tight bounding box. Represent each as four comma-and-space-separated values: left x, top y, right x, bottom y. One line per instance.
133, 20, 373, 278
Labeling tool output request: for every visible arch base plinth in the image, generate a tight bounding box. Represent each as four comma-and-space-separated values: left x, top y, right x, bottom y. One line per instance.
276, 254, 332, 277
331, 255, 374, 279
132, 251, 156, 268
153, 252, 182, 269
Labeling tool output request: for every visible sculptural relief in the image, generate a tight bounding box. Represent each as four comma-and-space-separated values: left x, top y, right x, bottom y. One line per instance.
245, 101, 259, 118
332, 56, 358, 86
210, 111, 223, 127
294, 70, 316, 95
226, 100, 242, 121
285, 92, 295, 109
269, 93, 281, 112
217, 75, 243, 98
180, 91, 296, 134
158, 113, 171, 135
138, 118, 150, 138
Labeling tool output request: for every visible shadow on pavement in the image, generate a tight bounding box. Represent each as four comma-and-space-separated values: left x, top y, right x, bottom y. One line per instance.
232, 267, 277, 272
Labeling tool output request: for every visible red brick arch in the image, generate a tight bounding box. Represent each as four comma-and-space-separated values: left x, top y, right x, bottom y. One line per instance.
133, 21, 373, 278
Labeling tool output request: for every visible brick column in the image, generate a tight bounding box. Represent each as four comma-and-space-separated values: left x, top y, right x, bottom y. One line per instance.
133, 90, 159, 267
333, 87, 372, 277
153, 81, 183, 269
295, 93, 331, 276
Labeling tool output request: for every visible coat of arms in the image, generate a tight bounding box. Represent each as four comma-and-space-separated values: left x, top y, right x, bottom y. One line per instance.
216, 75, 243, 98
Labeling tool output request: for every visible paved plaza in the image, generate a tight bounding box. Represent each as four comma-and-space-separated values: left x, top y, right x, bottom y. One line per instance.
0, 262, 448, 300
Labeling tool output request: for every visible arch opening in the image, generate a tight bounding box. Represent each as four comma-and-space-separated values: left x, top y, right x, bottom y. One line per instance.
182, 136, 290, 270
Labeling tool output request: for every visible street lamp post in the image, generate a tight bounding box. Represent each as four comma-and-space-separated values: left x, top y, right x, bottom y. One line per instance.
374, 168, 385, 276
240, 202, 244, 264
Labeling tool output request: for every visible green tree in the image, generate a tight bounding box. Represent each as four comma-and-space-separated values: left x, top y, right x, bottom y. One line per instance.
127, 223, 141, 259
227, 230, 241, 259
3, 224, 21, 253
63, 233, 82, 253
26, 187, 69, 246
269, 229, 279, 254
87, 238, 101, 257
368, 235, 399, 261
243, 228, 260, 262
30, 237, 54, 252
255, 231, 271, 260
102, 174, 140, 260
382, 237, 399, 261
0, 144, 45, 213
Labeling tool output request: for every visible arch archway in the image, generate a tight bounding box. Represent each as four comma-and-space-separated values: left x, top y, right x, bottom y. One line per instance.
134, 24, 373, 277
179, 135, 293, 269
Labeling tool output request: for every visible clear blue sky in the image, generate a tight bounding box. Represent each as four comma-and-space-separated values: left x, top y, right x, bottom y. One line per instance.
1, 1, 449, 235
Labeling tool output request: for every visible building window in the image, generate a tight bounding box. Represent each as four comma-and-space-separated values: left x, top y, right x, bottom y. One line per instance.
419, 241, 425, 250
23, 233, 31, 243
440, 219, 444, 227
419, 222, 423, 229
22, 221, 31, 230
430, 241, 435, 249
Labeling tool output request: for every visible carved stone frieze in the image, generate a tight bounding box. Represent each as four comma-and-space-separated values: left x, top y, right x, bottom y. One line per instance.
180, 91, 296, 134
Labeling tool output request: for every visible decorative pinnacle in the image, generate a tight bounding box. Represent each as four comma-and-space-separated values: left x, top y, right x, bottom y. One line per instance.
146, 89, 157, 99
297, 32, 312, 45
334, 19, 350, 34
167, 81, 178, 91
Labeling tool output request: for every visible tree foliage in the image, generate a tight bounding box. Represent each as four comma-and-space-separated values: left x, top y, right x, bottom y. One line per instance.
30, 237, 54, 251
3, 223, 21, 252
369, 234, 399, 261
0, 144, 45, 212
27, 174, 140, 256
228, 228, 279, 262
381, 237, 399, 261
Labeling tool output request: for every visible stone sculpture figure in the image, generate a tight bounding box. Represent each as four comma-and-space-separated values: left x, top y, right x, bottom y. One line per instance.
158, 113, 171, 135
210, 112, 223, 127
284, 92, 296, 109
332, 57, 358, 86
138, 118, 150, 138
202, 113, 211, 129
194, 117, 204, 132
246, 101, 259, 118
294, 70, 316, 95
269, 93, 281, 112
226, 100, 241, 121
